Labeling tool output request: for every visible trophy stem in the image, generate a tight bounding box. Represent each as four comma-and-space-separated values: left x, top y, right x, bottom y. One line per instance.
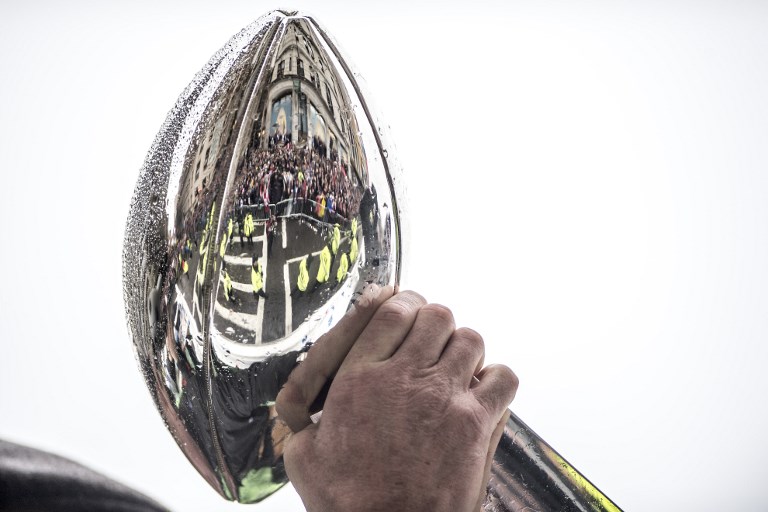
485, 412, 622, 512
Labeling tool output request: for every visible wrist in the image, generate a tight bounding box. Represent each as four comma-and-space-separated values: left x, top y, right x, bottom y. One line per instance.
301, 479, 456, 512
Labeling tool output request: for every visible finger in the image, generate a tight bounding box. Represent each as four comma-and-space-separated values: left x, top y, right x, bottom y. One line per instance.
475, 409, 511, 512
276, 284, 394, 432
339, 290, 427, 371
471, 364, 519, 419
393, 303, 455, 368
438, 327, 485, 388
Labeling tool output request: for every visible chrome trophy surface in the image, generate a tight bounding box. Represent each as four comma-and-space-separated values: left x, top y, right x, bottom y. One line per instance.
123, 10, 620, 510
123, 10, 401, 503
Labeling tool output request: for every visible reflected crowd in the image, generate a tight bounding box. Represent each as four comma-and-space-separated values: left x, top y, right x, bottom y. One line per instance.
233, 143, 362, 226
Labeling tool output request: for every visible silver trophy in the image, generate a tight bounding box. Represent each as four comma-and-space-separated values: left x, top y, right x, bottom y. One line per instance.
123, 10, 621, 511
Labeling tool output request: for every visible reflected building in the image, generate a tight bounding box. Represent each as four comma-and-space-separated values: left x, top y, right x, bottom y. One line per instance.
258, 22, 357, 169
167, 17, 375, 361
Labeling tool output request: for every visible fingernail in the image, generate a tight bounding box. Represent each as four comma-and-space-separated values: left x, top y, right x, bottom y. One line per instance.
354, 283, 381, 309
362, 283, 382, 298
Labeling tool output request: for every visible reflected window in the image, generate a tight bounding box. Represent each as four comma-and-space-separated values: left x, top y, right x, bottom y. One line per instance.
309, 103, 327, 157
277, 60, 284, 79
305, 39, 314, 59
298, 93, 307, 143
325, 83, 333, 115
270, 94, 292, 146
297, 59, 304, 78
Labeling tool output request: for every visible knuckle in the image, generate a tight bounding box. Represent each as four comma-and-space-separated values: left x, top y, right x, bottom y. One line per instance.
421, 303, 455, 325
474, 365, 519, 414
494, 364, 520, 393
454, 327, 485, 350
375, 298, 415, 323
276, 379, 306, 413
398, 289, 427, 304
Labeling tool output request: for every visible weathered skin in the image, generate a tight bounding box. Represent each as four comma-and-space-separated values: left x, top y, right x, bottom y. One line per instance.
276, 287, 518, 512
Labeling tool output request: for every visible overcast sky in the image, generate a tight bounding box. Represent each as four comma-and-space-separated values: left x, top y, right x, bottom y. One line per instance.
2, 1, 768, 511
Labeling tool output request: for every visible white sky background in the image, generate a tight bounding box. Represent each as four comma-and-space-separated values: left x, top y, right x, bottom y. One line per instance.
1, 1, 767, 510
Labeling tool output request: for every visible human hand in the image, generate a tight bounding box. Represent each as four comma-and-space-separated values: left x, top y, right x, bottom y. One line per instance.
276, 287, 519, 512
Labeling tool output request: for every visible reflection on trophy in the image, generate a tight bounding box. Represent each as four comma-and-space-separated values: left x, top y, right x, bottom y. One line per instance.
123, 10, 620, 511
124, 10, 401, 503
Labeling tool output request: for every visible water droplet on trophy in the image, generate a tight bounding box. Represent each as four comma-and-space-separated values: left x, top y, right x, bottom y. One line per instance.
122, 10, 402, 504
